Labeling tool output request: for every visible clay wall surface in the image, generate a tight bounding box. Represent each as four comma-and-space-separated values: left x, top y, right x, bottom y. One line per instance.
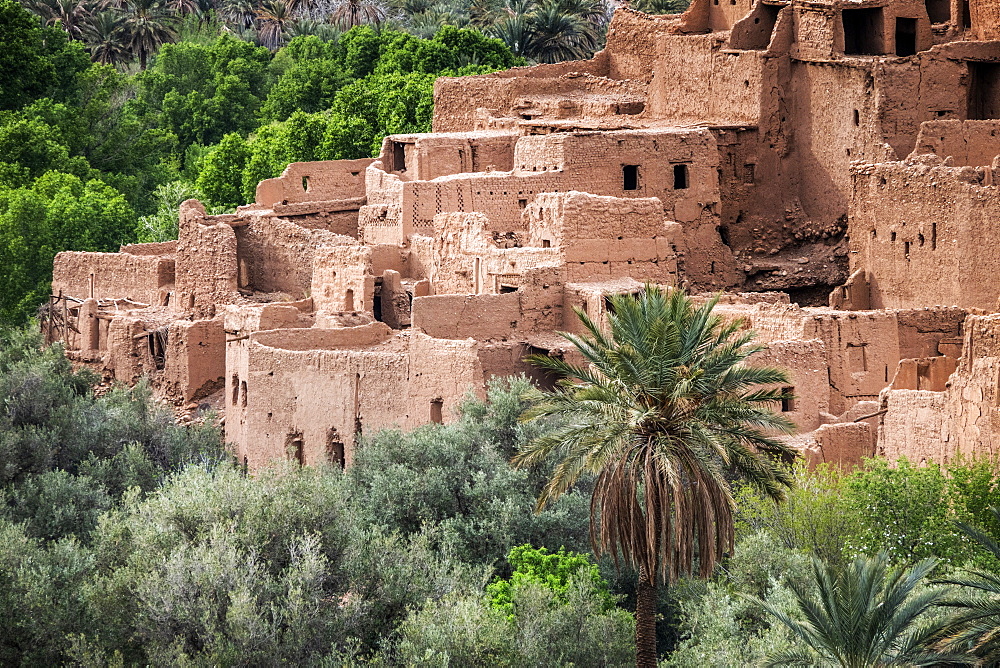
646, 34, 770, 125
118, 241, 177, 255
310, 244, 374, 314
879, 313, 1000, 462
234, 328, 483, 468
911, 119, 1000, 165
175, 201, 239, 318
377, 131, 518, 181
162, 318, 226, 401
53, 252, 174, 305
234, 218, 352, 298
751, 338, 831, 431
253, 159, 372, 208
849, 157, 1000, 310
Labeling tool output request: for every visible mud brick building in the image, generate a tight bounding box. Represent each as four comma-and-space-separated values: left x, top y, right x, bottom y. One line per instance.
49, 0, 1000, 467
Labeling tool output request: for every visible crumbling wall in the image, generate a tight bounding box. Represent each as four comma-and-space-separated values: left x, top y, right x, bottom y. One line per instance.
253, 159, 372, 208
236, 328, 483, 469
310, 244, 374, 314
175, 200, 239, 317
235, 218, 352, 298
52, 251, 174, 305
911, 119, 1000, 166
849, 156, 1000, 310
163, 317, 226, 402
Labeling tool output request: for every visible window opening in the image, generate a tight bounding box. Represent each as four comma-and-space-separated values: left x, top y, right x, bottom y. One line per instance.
240, 380, 247, 408
499, 284, 518, 294
673, 164, 689, 189
345, 289, 354, 312
286, 432, 304, 465
430, 398, 443, 424
842, 7, 885, 55
391, 142, 407, 172
302, 175, 310, 192
781, 387, 796, 412
968, 62, 1000, 119
147, 328, 166, 370
926, 0, 950, 23
231, 374, 239, 405
853, 109, 860, 126
623, 165, 639, 190
542, 239, 551, 248
743, 163, 756, 184
895, 17, 917, 57
327, 429, 346, 469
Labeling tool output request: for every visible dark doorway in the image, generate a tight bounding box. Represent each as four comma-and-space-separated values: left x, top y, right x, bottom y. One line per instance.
326, 429, 345, 469
673, 164, 689, 189
622, 165, 639, 190
926, 0, 950, 23
430, 399, 444, 424
895, 17, 917, 56
968, 62, 1000, 119
842, 7, 885, 55
391, 141, 408, 172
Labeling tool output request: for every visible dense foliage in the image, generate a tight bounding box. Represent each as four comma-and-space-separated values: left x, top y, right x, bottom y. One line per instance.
0, 0, 522, 324
3, 323, 1000, 664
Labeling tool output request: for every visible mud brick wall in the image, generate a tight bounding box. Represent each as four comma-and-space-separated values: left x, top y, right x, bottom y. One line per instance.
53, 251, 174, 305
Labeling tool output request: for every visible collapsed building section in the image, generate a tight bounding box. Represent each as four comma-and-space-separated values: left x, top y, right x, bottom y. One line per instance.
47, 0, 1000, 467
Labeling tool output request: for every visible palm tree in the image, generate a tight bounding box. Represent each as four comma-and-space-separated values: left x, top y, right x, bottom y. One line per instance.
757, 552, 966, 667
83, 10, 129, 65
118, 0, 178, 67
329, 0, 388, 29
933, 508, 1000, 662
514, 286, 797, 665
256, 0, 295, 49
33, 0, 94, 39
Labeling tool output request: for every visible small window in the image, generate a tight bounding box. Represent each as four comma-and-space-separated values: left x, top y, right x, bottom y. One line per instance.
743, 163, 756, 184
286, 432, 305, 465
302, 175, 310, 192
853, 109, 860, 126
781, 387, 796, 412
327, 428, 345, 469
499, 284, 518, 294
673, 164, 689, 190
240, 380, 248, 408
518, 198, 528, 209
542, 239, 551, 248
231, 374, 239, 405
623, 165, 639, 190
345, 289, 354, 312
430, 398, 444, 424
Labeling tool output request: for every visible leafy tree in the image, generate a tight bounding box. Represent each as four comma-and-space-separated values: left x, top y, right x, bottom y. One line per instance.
756, 552, 962, 667
0, 0, 90, 110
347, 377, 592, 568
934, 508, 1000, 662
0, 172, 136, 323
514, 286, 796, 664
487, 544, 614, 619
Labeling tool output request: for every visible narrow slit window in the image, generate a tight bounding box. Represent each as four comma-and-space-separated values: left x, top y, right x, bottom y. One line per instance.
673, 164, 689, 190
781, 387, 796, 412
623, 165, 639, 190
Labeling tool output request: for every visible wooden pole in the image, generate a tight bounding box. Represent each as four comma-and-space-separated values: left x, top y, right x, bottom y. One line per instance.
61, 290, 67, 344
46, 294, 54, 343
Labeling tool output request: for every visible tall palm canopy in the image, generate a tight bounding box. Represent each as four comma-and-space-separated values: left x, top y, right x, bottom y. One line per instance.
757, 552, 965, 667
515, 286, 796, 664
933, 508, 1000, 662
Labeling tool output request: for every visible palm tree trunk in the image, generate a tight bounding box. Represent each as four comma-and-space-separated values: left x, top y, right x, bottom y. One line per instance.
635, 568, 658, 667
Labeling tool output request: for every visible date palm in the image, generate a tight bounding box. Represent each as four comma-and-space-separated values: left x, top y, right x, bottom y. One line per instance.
933, 508, 1000, 662
33, 0, 94, 39
757, 552, 966, 667
83, 10, 129, 64
256, 0, 294, 49
514, 286, 797, 666
119, 0, 178, 67
330, 0, 388, 29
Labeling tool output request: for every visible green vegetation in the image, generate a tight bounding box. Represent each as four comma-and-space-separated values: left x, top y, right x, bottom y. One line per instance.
4, 284, 1000, 663
515, 286, 797, 662
0, 0, 524, 324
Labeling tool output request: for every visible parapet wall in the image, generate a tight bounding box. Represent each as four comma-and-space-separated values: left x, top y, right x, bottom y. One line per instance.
53, 251, 174, 305
253, 159, 373, 208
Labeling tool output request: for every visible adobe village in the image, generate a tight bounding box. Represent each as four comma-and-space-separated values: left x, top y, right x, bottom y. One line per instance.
46, 0, 1000, 470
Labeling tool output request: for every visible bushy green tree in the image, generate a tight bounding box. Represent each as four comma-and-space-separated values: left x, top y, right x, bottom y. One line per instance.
347, 377, 592, 569
0, 172, 136, 323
